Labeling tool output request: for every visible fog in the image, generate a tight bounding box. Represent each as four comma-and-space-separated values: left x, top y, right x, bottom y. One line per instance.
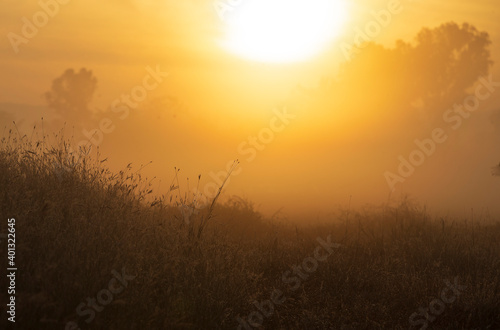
2, 0, 500, 222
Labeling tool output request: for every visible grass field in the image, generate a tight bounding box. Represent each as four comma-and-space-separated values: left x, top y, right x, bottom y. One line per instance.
1, 135, 499, 329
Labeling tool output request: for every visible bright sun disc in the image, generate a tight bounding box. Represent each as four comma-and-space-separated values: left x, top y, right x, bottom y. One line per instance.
221, 0, 348, 63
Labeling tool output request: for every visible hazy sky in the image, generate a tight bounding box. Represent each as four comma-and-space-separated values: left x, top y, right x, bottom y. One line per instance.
2, 0, 500, 219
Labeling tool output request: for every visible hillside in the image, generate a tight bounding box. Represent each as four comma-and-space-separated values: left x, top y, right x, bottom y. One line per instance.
1, 136, 499, 329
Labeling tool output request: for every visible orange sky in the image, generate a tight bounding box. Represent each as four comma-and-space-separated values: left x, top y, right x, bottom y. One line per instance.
1, 0, 500, 220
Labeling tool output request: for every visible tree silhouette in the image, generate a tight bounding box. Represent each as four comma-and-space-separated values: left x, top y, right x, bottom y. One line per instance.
44, 68, 97, 124
315, 22, 492, 126
493, 163, 500, 176
408, 22, 492, 115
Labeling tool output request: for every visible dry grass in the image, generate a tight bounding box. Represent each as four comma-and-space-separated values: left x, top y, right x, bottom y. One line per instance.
0, 134, 499, 329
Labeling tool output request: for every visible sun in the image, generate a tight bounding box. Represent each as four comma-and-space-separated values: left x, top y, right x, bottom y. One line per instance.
220, 0, 349, 63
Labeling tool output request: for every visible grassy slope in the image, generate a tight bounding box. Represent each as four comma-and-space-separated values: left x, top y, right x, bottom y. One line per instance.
0, 136, 499, 329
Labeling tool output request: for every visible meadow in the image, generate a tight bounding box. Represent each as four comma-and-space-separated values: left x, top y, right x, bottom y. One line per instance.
1, 134, 499, 330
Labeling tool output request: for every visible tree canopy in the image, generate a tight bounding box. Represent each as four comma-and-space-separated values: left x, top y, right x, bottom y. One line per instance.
44, 68, 97, 123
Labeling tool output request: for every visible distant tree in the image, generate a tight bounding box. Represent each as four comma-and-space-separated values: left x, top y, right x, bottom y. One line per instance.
493, 163, 500, 176
315, 22, 492, 125
44, 68, 97, 124
408, 22, 492, 115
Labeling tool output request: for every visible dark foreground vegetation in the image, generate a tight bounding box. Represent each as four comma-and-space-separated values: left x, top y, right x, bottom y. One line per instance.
1, 135, 499, 330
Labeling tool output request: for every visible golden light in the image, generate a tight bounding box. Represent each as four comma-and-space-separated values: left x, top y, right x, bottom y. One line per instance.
221, 0, 349, 63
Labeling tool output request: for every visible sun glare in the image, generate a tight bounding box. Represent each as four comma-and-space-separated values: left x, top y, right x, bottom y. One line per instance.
221, 0, 348, 63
